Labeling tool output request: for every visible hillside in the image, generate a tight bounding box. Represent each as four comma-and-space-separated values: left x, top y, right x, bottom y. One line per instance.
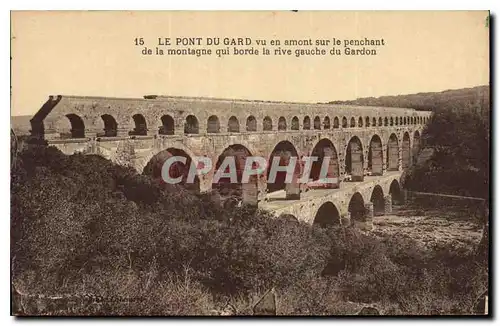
11, 115, 32, 135
328, 86, 490, 118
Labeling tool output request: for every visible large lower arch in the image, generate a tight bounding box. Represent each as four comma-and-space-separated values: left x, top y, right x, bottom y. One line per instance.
214, 144, 257, 206
142, 148, 200, 192
267, 140, 301, 199
65, 114, 85, 138
370, 185, 385, 216
412, 130, 421, 164
345, 136, 364, 182
402, 132, 411, 169
368, 135, 383, 176
131, 114, 147, 136
387, 133, 399, 171
313, 202, 340, 227
310, 139, 339, 188
101, 114, 118, 137
348, 192, 366, 223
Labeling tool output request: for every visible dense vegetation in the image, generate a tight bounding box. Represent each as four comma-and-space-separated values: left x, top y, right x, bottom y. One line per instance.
329, 86, 489, 118
404, 109, 489, 199
11, 143, 487, 315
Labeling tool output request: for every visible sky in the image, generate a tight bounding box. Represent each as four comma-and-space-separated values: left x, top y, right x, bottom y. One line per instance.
11, 11, 489, 116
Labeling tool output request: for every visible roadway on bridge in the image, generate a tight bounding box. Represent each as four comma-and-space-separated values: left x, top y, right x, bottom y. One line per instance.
258, 171, 401, 212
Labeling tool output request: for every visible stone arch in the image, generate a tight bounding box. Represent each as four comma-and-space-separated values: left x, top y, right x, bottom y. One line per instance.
214, 144, 257, 206
278, 116, 287, 131
207, 115, 221, 133
345, 136, 364, 182
403, 117, 407, 125
372, 117, 377, 127
323, 116, 331, 129
313, 201, 340, 227
368, 134, 383, 176
131, 113, 147, 135
384, 117, 389, 126
159, 115, 175, 135
350, 117, 356, 128
313, 116, 321, 130
412, 130, 421, 164
246, 115, 257, 132
101, 114, 118, 137
184, 115, 199, 134
348, 192, 365, 223
399, 117, 403, 125
142, 147, 200, 192
303, 116, 311, 130
228, 116, 240, 133
333, 117, 340, 128
378, 117, 383, 126
387, 133, 399, 171
395, 117, 399, 126
263, 116, 273, 131
389, 179, 403, 204
389, 117, 394, 126
342, 116, 348, 128
310, 138, 340, 188
365, 116, 370, 127
370, 185, 385, 216
65, 113, 85, 138
291, 116, 299, 130
358, 117, 363, 127
267, 140, 300, 198
402, 132, 411, 169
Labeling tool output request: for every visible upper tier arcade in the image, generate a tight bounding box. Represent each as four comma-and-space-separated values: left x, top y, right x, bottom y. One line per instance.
30, 95, 432, 139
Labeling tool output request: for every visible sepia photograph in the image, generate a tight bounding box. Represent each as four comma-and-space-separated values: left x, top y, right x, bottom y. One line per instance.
10, 10, 490, 316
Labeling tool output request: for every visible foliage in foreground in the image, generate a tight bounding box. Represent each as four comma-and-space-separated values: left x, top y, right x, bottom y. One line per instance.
11, 145, 488, 315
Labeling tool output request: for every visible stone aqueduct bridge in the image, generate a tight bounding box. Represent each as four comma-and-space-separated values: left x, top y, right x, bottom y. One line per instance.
30, 95, 432, 227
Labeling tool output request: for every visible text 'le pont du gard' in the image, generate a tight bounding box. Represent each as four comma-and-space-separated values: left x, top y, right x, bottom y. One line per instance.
157, 37, 386, 47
